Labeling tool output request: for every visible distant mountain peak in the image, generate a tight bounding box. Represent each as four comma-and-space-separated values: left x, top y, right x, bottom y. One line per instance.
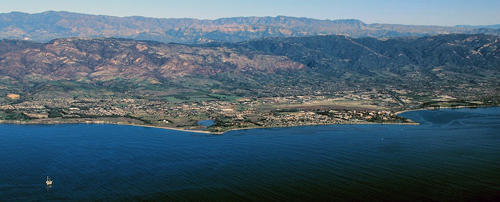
331, 19, 365, 25
0, 11, 498, 44
455, 24, 500, 29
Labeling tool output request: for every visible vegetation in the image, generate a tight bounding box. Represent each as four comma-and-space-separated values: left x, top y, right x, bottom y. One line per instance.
0, 34, 499, 132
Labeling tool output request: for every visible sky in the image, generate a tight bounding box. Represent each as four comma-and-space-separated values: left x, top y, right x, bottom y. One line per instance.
1, 0, 499, 26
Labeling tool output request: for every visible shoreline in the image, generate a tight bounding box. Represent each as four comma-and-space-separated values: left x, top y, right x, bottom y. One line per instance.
0, 119, 220, 135
395, 105, 499, 115
220, 121, 420, 133
122, 123, 220, 134
395, 108, 429, 115
2, 106, 496, 134
216, 104, 500, 133
0, 117, 418, 135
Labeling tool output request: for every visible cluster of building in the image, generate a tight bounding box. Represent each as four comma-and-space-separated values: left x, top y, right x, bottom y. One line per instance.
1, 90, 418, 132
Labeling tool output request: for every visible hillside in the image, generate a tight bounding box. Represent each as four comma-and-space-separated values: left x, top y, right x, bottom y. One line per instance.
1, 11, 499, 44
0, 34, 498, 102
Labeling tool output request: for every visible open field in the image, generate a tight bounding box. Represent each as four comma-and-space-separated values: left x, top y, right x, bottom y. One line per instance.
258, 99, 385, 111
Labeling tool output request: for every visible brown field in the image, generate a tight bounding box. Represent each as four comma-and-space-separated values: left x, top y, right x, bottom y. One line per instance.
258, 99, 384, 111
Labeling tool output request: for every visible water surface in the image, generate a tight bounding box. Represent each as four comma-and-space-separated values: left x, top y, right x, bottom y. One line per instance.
0, 107, 499, 201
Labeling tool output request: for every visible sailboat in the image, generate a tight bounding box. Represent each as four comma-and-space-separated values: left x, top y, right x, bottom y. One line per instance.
46, 176, 53, 186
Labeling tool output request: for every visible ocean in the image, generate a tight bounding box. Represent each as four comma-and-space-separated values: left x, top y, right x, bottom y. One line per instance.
0, 107, 499, 201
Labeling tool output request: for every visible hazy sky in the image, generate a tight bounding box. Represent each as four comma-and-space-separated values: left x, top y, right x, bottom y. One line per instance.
1, 0, 499, 26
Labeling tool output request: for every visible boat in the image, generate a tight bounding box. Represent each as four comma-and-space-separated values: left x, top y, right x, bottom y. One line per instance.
46, 176, 53, 186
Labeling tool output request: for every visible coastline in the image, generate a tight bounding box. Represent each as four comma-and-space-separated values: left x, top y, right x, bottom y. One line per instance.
122, 123, 220, 135
220, 121, 420, 133
0, 116, 419, 135
395, 105, 499, 115
0, 118, 220, 135
3, 105, 497, 134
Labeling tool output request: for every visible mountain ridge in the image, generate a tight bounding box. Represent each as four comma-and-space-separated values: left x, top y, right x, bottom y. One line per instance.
0, 34, 498, 102
1, 11, 499, 44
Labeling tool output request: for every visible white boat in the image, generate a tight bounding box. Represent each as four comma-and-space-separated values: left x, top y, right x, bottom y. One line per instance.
46, 176, 53, 186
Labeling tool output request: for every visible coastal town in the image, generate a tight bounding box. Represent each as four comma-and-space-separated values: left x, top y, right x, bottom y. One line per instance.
1, 88, 463, 133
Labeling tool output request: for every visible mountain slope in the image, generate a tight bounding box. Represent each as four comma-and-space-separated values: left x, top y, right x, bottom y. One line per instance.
229, 34, 499, 98
233, 34, 500, 75
0, 34, 498, 101
0, 37, 304, 82
1, 11, 499, 44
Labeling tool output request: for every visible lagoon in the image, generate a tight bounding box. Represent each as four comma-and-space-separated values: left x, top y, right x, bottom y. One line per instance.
0, 108, 499, 201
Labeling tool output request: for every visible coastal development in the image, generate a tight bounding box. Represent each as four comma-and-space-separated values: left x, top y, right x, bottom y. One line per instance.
2, 88, 487, 133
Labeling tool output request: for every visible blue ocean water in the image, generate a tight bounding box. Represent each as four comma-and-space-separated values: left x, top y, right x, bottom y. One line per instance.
0, 107, 499, 201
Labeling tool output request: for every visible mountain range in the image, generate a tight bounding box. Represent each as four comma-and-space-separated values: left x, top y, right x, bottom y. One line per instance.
0, 34, 498, 103
1, 11, 499, 44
